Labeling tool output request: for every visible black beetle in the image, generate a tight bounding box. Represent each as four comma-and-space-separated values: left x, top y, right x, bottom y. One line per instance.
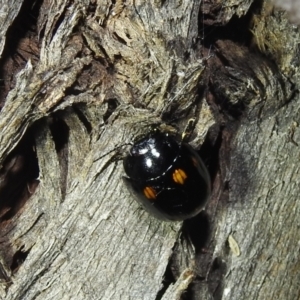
123, 129, 210, 221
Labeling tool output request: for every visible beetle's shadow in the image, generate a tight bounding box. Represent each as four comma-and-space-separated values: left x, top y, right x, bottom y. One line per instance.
182, 211, 211, 253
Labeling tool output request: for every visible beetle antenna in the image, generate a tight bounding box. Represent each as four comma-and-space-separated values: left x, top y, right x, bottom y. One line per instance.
95, 142, 133, 162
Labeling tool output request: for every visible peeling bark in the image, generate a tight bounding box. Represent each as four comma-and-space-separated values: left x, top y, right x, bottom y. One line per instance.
0, 0, 299, 299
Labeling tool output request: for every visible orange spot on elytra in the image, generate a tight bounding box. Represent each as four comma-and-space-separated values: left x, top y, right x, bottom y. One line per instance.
172, 169, 187, 185
143, 186, 157, 200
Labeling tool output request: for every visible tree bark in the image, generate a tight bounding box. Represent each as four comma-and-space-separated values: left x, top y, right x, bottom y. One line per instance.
0, 0, 299, 299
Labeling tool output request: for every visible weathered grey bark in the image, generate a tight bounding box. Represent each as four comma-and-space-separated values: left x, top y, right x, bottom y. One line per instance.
0, 0, 299, 299
274, 0, 300, 23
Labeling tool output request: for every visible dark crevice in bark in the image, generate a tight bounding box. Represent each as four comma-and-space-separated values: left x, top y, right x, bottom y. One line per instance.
181, 278, 205, 300
10, 245, 31, 273
201, 0, 284, 122
182, 215, 215, 299
208, 257, 227, 300
155, 249, 176, 300
48, 116, 69, 201
185, 257, 227, 300
63, 85, 87, 98
48, 6, 69, 44
200, 0, 264, 46
113, 32, 128, 46
183, 212, 211, 255
199, 124, 223, 182
86, 2, 97, 16
103, 98, 120, 123
0, 124, 40, 287
0, 129, 39, 223
73, 104, 93, 134
0, 0, 42, 107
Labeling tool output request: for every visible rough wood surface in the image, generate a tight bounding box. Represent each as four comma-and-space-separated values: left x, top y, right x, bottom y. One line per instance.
0, 0, 299, 299
274, 0, 300, 23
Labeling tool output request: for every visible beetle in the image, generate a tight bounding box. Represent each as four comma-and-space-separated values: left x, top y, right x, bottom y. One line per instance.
123, 128, 211, 221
